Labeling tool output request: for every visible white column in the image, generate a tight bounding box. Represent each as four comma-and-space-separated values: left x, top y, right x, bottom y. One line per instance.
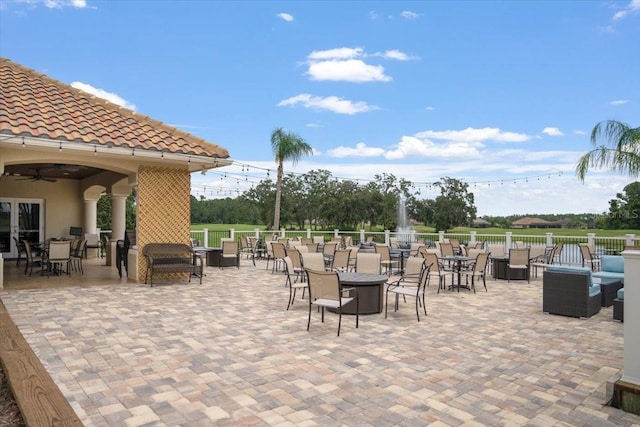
84, 198, 98, 234
505, 232, 513, 250
470, 231, 476, 244
622, 249, 640, 386
626, 234, 636, 246
546, 232, 553, 247
111, 195, 127, 242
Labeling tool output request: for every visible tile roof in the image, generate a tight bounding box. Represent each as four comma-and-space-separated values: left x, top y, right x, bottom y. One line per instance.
0, 58, 229, 159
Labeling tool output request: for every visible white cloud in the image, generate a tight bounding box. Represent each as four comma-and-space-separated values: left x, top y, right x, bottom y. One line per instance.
613, 0, 640, 20
277, 94, 378, 115
425, 106, 436, 111
327, 142, 386, 158
542, 127, 564, 136
372, 49, 417, 61
306, 59, 391, 82
610, 99, 629, 105
400, 11, 421, 19
415, 127, 531, 143
574, 130, 587, 135
276, 12, 294, 22
70, 82, 136, 110
18, 0, 87, 8
307, 47, 364, 61
384, 136, 483, 160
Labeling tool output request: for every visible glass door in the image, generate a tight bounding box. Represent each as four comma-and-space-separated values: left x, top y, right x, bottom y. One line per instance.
0, 198, 44, 258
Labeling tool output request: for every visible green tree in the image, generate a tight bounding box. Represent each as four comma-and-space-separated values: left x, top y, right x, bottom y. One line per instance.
432, 177, 477, 231
270, 127, 313, 231
604, 181, 640, 229
576, 120, 640, 180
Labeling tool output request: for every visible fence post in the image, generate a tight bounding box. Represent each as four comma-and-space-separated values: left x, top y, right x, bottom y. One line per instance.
411, 230, 416, 242
307, 229, 312, 239
438, 231, 445, 242
384, 230, 390, 246
505, 232, 513, 249
334, 229, 339, 239
203, 228, 209, 248
546, 232, 553, 246
587, 233, 596, 251
254, 228, 260, 240
230, 228, 235, 240
470, 231, 476, 244
360, 229, 366, 244
626, 234, 636, 246
280, 228, 285, 238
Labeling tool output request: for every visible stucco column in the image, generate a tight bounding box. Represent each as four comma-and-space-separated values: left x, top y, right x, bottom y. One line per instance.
111, 195, 127, 242
622, 249, 640, 385
84, 198, 98, 235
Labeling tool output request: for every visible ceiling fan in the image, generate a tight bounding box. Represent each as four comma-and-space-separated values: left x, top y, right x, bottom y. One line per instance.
16, 168, 57, 183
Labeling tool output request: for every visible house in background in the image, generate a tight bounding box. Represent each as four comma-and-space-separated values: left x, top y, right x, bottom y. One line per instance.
511, 216, 567, 229
0, 58, 230, 286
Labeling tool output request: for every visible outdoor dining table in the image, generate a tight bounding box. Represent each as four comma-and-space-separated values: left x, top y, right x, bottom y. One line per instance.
440, 255, 474, 291
390, 248, 412, 274
335, 272, 389, 315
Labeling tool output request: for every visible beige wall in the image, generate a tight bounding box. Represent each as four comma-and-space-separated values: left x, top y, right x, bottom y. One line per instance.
0, 176, 83, 239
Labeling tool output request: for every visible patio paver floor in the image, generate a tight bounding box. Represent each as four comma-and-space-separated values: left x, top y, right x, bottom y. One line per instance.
1, 259, 638, 426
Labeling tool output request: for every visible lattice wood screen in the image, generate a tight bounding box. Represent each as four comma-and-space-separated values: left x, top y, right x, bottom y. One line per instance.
137, 166, 191, 282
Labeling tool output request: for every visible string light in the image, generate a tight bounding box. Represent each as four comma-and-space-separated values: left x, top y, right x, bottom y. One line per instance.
59, 142, 62, 152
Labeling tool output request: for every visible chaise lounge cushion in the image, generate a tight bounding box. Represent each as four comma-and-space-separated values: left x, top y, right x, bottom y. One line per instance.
617, 288, 624, 300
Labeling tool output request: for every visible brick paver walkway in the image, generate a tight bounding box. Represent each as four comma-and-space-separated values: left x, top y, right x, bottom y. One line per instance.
1, 261, 638, 426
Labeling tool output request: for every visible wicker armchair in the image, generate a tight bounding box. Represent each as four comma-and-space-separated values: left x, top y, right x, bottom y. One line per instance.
542, 266, 601, 318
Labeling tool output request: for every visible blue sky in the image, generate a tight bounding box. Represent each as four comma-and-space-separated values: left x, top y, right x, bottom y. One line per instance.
1, 0, 639, 217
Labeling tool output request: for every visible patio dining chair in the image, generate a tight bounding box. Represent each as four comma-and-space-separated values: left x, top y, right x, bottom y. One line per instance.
507, 248, 530, 283
355, 253, 381, 274
22, 240, 44, 276
306, 269, 359, 336
330, 249, 351, 272
579, 243, 600, 271
285, 247, 305, 282
301, 252, 326, 272
375, 244, 399, 275
422, 252, 448, 292
47, 240, 72, 277
460, 252, 490, 293
270, 242, 287, 273
285, 256, 307, 310
70, 238, 87, 274
12, 236, 26, 267
220, 239, 240, 269
385, 257, 429, 321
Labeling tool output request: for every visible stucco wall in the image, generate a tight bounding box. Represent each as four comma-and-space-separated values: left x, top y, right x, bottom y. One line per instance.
136, 166, 191, 282
1, 176, 83, 239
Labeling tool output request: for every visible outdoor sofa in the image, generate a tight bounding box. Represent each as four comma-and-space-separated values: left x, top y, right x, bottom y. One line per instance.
592, 255, 624, 284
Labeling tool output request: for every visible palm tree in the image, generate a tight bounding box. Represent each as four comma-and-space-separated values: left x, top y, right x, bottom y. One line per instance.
576, 120, 640, 181
270, 127, 313, 231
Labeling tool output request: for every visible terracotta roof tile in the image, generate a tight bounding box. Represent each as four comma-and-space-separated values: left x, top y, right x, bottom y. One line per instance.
0, 58, 229, 159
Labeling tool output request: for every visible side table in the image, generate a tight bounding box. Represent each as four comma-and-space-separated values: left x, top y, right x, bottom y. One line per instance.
593, 277, 623, 307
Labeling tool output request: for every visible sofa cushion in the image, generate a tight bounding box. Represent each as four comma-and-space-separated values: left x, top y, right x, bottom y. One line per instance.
546, 265, 600, 296
592, 271, 624, 282
601, 255, 624, 273
618, 288, 624, 300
